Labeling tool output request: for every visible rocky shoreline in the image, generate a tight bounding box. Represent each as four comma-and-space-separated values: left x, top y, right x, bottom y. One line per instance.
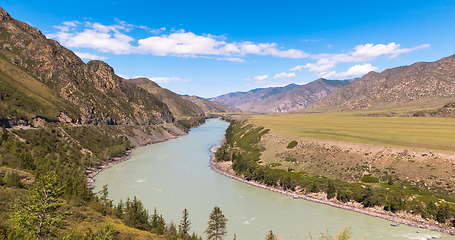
209, 146, 455, 236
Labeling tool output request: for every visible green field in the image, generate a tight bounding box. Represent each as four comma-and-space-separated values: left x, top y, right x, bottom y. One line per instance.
249, 112, 455, 151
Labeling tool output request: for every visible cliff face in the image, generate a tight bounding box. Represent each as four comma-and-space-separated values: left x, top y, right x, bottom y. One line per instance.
0, 7, 173, 125
314, 55, 455, 110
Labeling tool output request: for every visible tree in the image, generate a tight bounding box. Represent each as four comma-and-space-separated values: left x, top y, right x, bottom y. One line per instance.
434, 203, 451, 223
205, 207, 228, 240
11, 171, 65, 240
150, 208, 166, 234
361, 187, 375, 208
97, 184, 113, 216
265, 230, 277, 240
123, 197, 150, 230
326, 181, 336, 199
179, 208, 191, 239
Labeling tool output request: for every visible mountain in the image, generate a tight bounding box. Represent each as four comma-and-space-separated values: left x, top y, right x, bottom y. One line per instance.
181, 95, 240, 113
213, 79, 352, 112
0, 8, 206, 127
128, 78, 205, 119
0, 8, 173, 126
314, 54, 455, 110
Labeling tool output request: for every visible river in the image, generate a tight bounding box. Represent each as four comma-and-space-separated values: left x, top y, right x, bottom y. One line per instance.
94, 118, 454, 240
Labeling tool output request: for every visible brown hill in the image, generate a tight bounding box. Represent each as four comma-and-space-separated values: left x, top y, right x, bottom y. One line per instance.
128, 78, 205, 119
213, 79, 351, 113
0, 8, 174, 125
314, 54, 455, 110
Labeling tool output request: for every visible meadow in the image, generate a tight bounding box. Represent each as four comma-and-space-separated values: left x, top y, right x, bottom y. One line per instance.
248, 112, 455, 151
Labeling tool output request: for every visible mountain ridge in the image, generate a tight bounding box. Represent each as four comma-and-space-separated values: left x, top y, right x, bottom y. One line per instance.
0, 7, 210, 127
313, 54, 455, 110
213, 78, 352, 112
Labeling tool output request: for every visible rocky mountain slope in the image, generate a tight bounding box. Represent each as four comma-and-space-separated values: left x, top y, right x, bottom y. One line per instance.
182, 95, 240, 113
213, 79, 351, 112
0, 8, 181, 126
313, 54, 455, 110
128, 78, 205, 119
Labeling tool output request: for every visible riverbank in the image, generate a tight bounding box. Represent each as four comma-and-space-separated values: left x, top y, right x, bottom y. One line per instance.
209, 146, 455, 236
86, 136, 180, 187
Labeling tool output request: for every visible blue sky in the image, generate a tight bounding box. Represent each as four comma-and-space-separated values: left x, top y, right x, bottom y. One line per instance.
3, 0, 455, 97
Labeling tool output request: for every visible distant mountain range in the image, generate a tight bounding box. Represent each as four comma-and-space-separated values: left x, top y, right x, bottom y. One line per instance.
182, 95, 240, 113
313, 54, 455, 110
212, 79, 352, 112
213, 54, 455, 113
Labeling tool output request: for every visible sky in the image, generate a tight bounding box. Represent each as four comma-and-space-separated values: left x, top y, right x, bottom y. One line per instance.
3, 0, 455, 97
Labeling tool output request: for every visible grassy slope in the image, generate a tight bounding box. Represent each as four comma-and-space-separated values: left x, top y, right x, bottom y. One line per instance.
249, 112, 455, 151
0, 56, 77, 120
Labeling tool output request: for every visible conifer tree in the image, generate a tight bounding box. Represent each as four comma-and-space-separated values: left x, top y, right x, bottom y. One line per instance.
179, 208, 191, 239
11, 171, 65, 240
205, 207, 227, 240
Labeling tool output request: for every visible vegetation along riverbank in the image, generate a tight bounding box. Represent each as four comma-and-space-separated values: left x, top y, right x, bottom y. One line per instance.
212, 118, 455, 235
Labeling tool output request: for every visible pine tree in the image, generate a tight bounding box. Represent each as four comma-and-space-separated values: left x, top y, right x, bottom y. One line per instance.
326, 181, 336, 199
115, 200, 124, 219
150, 208, 166, 234
11, 171, 65, 240
265, 230, 277, 240
123, 197, 150, 230
205, 207, 228, 240
97, 184, 112, 216
179, 208, 191, 239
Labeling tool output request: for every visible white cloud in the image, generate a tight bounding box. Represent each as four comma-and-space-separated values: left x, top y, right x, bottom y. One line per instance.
289, 42, 430, 77
74, 51, 108, 60
273, 72, 296, 79
322, 63, 378, 78
252, 75, 269, 81
49, 22, 134, 54
48, 21, 309, 61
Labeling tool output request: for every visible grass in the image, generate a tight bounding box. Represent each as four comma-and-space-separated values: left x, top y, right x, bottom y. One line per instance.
0, 56, 78, 120
248, 112, 455, 151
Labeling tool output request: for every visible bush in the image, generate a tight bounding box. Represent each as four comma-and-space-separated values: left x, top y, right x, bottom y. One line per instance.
286, 140, 298, 149
2, 171, 22, 188
360, 175, 379, 183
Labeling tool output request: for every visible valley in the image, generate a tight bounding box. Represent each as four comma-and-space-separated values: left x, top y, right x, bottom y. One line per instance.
0, 3, 455, 240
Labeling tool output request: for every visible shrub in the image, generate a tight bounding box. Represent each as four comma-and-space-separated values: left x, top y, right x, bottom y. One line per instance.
360, 175, 379, 183
2, 171, 22, 188
286, 140, 298, 149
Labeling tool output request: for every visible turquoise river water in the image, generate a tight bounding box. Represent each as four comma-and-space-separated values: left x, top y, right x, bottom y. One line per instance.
94, 118, 454, 240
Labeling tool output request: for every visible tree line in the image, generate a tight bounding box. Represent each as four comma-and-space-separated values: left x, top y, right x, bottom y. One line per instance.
215, 120, 455, 227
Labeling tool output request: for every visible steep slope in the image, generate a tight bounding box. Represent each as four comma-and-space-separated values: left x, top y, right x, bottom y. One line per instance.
314, 54, 455, 110
128, 78, 205, 119
0, 8, 173, 125
181, 95, 240, 113
213, 79, 351, 112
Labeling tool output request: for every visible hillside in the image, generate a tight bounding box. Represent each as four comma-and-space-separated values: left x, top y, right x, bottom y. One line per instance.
0, 8, 176, 126
128, 78, 205, 119
314, 54, 455, 110
181, 95, 239, 113
213, 79, 351, 112
0, 7, 205, 239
